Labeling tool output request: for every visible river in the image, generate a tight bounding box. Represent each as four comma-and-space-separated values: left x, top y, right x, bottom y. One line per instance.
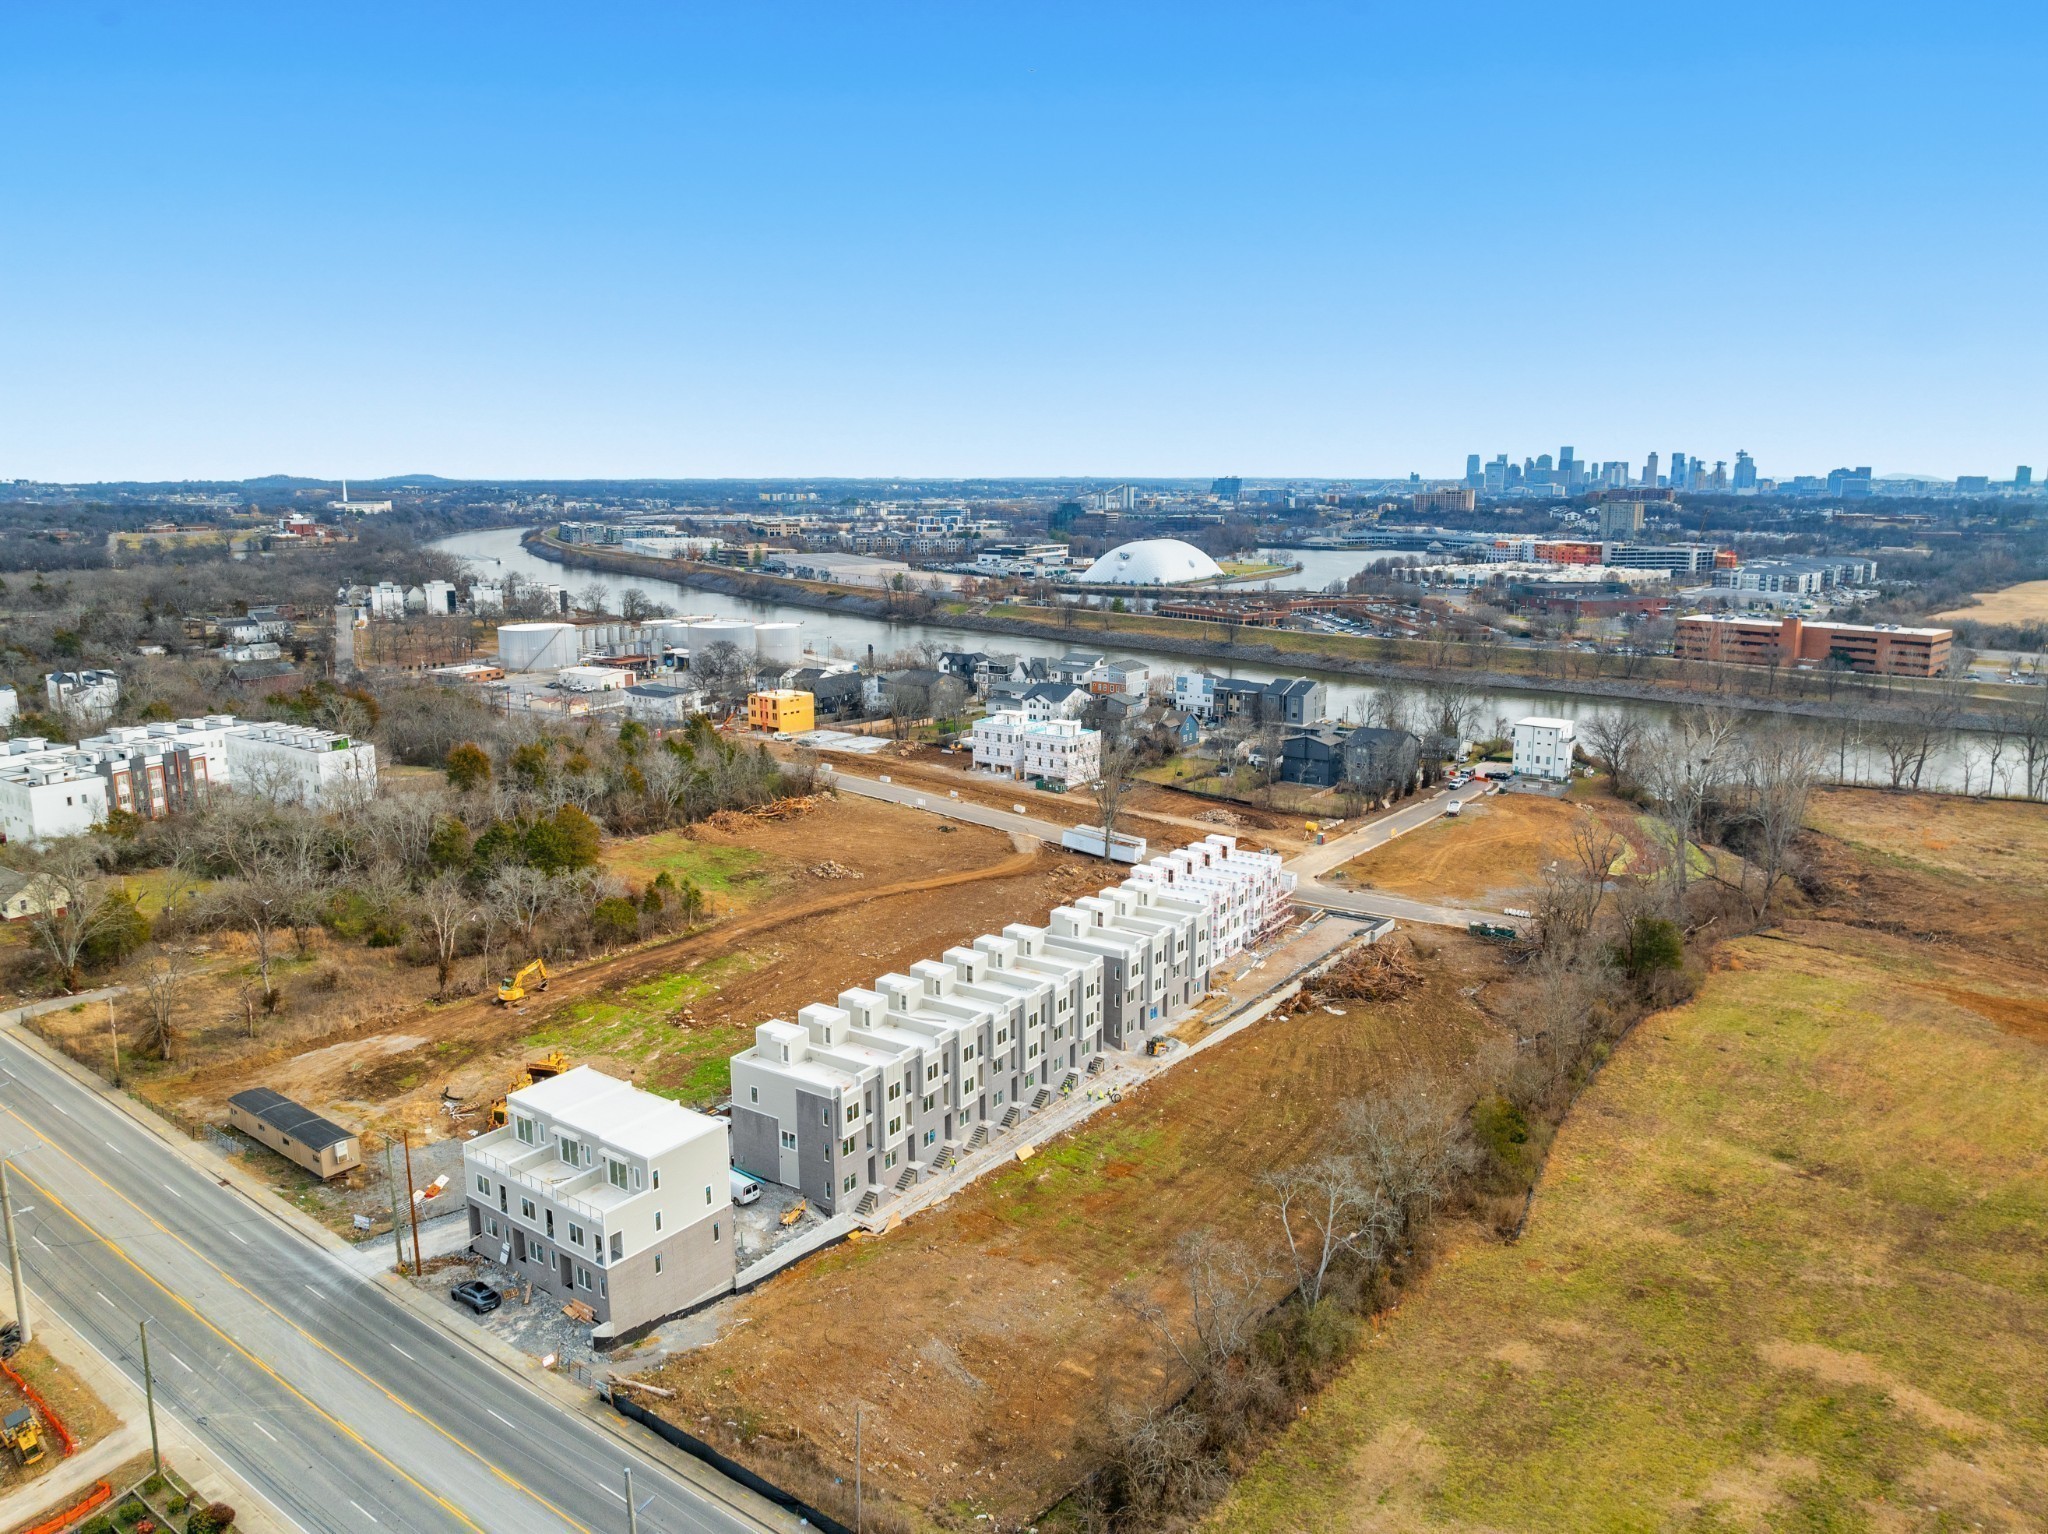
431, 527, 2013, 795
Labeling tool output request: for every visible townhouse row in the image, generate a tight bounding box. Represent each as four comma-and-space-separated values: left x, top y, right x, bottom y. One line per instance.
729, 835, 1292, 1218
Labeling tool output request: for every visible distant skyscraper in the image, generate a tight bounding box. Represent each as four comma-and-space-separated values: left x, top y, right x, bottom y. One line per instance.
1642, 451, 1659, 488
2017, 465, 2033, 487
1465, 454, 1482, 487
1733, 450, 1757, 491
1670, 452, 1689, 490
1210, 476, 1243, 499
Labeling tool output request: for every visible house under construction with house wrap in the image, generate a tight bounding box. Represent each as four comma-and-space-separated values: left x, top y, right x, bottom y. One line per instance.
728, 835, 1292, 1218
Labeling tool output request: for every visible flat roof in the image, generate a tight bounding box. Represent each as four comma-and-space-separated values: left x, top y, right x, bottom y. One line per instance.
509, 1066, 721, 1157
227, 1088, 355, 1153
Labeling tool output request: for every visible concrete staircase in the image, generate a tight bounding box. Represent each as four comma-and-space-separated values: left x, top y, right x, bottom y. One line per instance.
967, 1124, 990, 1152
893, 1163, 919, 1194
1031, 1088, 1053, 1110
1000, 1105, 1024, 1131
855, 1188, 880, 1218
932, 1142, 962, 1172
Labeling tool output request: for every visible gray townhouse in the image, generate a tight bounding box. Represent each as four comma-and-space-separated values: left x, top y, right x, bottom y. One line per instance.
462, 1067, 736, 1336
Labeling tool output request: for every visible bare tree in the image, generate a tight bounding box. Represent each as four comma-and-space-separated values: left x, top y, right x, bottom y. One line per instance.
14, 838, 119, 992
1340, 1075, 1476, 1248
135, 945, 188, 1061
488, 864, 559, 957
1729, 731, 1818, 923
1264, 1156, 1391, 1307
1116, 1231, 1272, 1382
208, 874, 290, 1003
416, 875, 478, 999
1536, 812, 1624, 957
1638, 710, 1740, 917
1582, 711, 1648, 797
1092, 719, 1141, 848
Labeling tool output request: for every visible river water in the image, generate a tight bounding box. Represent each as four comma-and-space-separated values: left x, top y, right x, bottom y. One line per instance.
431, 527, 2010, 794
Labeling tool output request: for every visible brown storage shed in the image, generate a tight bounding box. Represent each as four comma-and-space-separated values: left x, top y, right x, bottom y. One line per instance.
226, 1088, 362, 1179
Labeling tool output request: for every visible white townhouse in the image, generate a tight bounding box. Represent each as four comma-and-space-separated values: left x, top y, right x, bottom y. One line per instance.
1510, 716, 1577, 782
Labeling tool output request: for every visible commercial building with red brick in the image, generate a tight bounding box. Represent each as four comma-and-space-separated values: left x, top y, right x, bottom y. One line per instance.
1675, 614, 1951, 676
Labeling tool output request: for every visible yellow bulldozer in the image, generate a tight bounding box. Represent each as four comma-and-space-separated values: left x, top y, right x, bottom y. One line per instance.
496, 958, 550, 1006
487, 1050, 571, 1129
2, 1406, 44, 1467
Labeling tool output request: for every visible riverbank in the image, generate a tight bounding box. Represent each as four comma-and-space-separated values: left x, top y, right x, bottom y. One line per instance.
523, 531, 2025, 733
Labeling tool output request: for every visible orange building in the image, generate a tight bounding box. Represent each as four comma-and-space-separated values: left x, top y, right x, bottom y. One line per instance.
746, 689, 816, 733
1536, 541, 1604, 565
1675, 615, 1951, 677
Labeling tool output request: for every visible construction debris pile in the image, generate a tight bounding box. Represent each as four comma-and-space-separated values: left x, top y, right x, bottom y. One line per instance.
1316, 940, 1424, 1004
806, 861, 864, 880
1196, 808, 1243, 826
701, 795, 826, 832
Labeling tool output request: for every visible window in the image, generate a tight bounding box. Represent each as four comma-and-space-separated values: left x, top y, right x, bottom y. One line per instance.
514, 1116, 536, 1146
486, 1216, 499, 1237
607, 1160, 629, 1190
780, 1130, 797, 1150
474, 1174, 490, 1196
520, 1198, 536, 1221
996, 1028, 1007, 1045
609, 1232, 623, 1260
884, 1150, 898, 1169
842, 1174, 858, 1194
921, 1094, 934, 1113
599, 1276, 607, 1298
842, 1137, 856, 1157
653, 1254, 663, 1275
577, 1266, 592, 1290
926, 1063, 939, 1082
653, 1210, 663, 1232
923, 1129, 937, 1147
887, 1082, 901, 1101
651, 1169, 660, 1190
632, 1167, 645, 1190
712, 1223, 721, 1243
1028, 1042, 1040, 1059
568, 1222, 584, 1246
844, 1102, 860, 1123
749, 1086, 760, 1104
703, 1184, 713, 1205
557, 1136, 581, 1166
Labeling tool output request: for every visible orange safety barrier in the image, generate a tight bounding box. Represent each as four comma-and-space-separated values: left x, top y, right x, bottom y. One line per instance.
0, 1358, 78, 1458
19, 1478, 111, 1534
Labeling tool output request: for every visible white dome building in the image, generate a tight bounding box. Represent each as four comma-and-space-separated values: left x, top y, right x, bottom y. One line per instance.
1076, 538, 1226, 585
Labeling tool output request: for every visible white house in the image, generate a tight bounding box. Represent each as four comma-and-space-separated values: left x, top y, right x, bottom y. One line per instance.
1019, 718, 1100, 789
0, 689, 17, 730
1511, 717, 1577, 782
222, 724, 379, 806
969, 710, 1027, 776
0, 759, 107, 844
556, 666, 635, 693
46, 670, 121, 724
1172, 673, 1216, 717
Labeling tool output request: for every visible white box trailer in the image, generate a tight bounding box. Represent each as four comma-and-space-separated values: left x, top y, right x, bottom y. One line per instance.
1061, 824, 1147, 864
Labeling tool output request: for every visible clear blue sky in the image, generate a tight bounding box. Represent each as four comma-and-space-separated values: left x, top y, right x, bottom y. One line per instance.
2, 2, 2041, 483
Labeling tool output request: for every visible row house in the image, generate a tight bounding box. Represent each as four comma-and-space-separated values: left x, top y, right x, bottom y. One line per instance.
729, 835, 1293, 1219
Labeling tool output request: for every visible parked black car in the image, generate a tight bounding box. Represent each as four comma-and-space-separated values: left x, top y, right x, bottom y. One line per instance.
450, 1281, 502, 1315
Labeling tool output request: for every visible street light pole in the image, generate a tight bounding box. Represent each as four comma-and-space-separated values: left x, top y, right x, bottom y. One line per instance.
854, 1402, 864, 1534
401, 1130, 423, 1278
139, 1318, 162, 1476
106, 997, 121, 1088
624, 1467, 637, 1534
0, 1160, 28, 1346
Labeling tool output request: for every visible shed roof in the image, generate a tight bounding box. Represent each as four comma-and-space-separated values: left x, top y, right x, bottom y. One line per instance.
227, 1088, 356, 1152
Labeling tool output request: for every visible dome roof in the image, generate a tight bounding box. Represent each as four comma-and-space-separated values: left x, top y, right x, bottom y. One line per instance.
1076, 538, 1226, 585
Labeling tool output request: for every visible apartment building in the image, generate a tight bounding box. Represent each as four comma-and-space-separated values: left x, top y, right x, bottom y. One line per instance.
1675, 614, 1951, 677
1511, 717, 1577, 781
746, 689, 815, 733
463, 1067, 735, 1334
45, 670, 120, 723
0, 753, 107, 844
223, 723, 379, 806
971, 711, 1101, 788
729, 834, 1292, 1218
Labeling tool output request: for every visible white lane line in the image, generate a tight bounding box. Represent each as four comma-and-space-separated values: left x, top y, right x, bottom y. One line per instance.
103, 1140, 123, 1156
48, 1103, 67, 1117
167, 1351, 193, 1373
488, 1409, 516, 1429
304, 1285, 321, 1297
30, 1236, 48, 1253
95, 1290, 115, 1307
229, 1230, 248, 1245
348, 1500, 378, 1524
389, 1343, 414, 1361
253, 1421, 277, 1443
163, 1184, 184, 1200
601, 1483, 625, 1501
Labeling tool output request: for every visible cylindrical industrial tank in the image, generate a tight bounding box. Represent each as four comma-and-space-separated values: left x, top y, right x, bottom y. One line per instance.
753, 622, 801, 665
687, 620, 756, 670
497, 621, 579, 672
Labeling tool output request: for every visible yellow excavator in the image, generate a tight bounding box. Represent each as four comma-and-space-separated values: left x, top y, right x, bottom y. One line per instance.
496, 958, 551, 1006
487, 1050, 571, 1129
2, 1406, 44, 1467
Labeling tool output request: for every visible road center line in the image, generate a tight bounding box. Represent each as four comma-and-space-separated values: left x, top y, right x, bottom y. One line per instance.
601, 1483, 626, 1501
228, 1229, 248, 1245
95, 1290, 115, 1307
488, 1409, 516, 1428
253, 1421, 277, 1443
349, 1500, 379, 1524
168, 1351, 193, 1373
103, 1140, 123, 1156
389, 1343, 414, 1361
30, 1236, 48, 1253
163, 1184, 184, 1199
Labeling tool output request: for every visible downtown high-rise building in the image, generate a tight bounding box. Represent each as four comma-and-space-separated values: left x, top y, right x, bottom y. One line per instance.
1734, 450, 1757, 491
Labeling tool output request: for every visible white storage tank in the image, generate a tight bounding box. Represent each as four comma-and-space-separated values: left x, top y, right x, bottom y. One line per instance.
497, 621, 579, 672
754, 622, 801, 665
687, 620, 756, 669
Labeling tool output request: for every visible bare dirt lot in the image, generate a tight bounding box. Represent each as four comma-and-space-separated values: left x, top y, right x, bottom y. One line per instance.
632, 928, 1520, 1527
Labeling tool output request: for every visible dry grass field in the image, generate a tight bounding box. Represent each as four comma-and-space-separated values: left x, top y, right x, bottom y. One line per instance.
1208, 790, 2048, 1533
1328, 787, 1645, 908
1930, 578, 2048, 625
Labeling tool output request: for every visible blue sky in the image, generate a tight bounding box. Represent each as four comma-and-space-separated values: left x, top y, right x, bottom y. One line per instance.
1, 2, 2041, 482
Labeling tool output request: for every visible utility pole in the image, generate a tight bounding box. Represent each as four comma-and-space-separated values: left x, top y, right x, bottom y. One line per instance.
0, 1160, 28, 1346
382, 1142, 406, 1272
139, 1319, 161, 1476
854, 1402, 864, 1534
106, 998, 121, 1088
624, 1467, 637, 1534
401, 1130, 423, 1278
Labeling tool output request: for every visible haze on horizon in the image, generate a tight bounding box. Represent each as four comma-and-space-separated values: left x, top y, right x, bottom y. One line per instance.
1, 2, 2041, 484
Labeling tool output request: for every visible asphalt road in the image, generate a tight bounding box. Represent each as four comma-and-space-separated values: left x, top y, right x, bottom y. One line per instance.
827, 766, 1512, 929
0, 1026, 783, 1534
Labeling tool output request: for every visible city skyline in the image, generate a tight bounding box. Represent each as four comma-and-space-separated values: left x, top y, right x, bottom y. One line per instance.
2, 3, 2042, 481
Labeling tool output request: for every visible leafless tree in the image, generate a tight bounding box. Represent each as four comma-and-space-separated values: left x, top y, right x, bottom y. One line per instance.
1727, 731, 1818, 923
209, 874, 289, 1004
1582, 711, 1649, 797
488, 863, 559, 957
1638, 710, 1740, 916
135, 944, 188, 1061
1092, 719, 1141, 847
1340, 1074, 1476, 1248
13, 838, 119, 992
416, 875, 478, 999
1263, 1156, 1391, 1307
1115, 1231, 1272, 1382
1536, 812, 1623, 957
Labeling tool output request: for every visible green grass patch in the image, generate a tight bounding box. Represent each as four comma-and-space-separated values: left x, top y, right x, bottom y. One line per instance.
1211, 926, 2048, 1531
524, 955, 764, 1106
602, 834, 773, 899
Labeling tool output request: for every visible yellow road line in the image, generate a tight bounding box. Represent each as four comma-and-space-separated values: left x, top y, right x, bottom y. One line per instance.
15, 1163, 487, 1533
5, 1105, 594, 1534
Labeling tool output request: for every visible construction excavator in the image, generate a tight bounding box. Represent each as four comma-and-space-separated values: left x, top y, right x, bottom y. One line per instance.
496, 958, 550, 1006
486, 1050, 571, 1129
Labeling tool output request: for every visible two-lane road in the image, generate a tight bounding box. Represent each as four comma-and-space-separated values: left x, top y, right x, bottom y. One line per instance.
0, 1026, 787, 1534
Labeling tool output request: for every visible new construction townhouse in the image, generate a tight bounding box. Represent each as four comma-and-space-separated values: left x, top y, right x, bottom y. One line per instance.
462, 1067, 736, 1335
729, 835, 1292, 1218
